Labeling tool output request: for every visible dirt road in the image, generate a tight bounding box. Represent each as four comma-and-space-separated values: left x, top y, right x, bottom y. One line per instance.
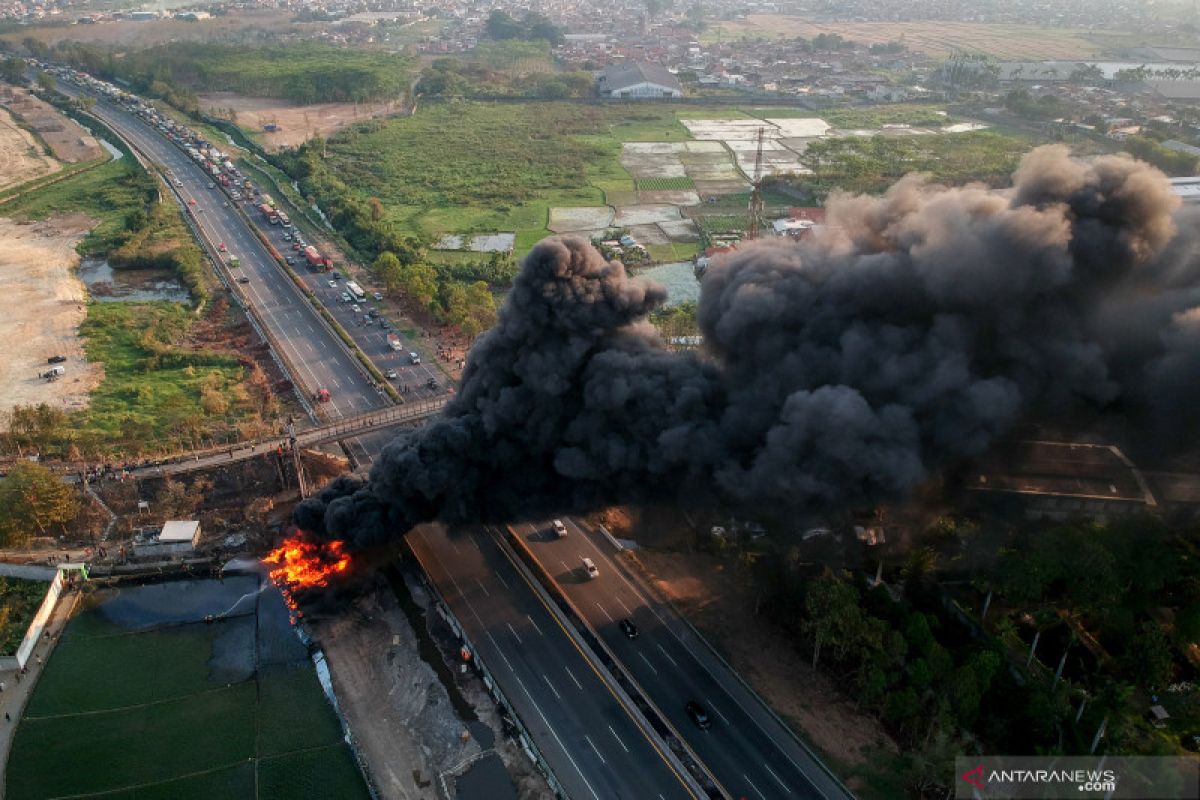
0, 215, 104, 424
0, 106, 59, 191
199, 92, 401, 151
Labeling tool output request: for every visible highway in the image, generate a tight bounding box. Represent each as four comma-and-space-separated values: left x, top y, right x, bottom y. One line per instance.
410, 524, 698, 800
515, 518, 852, 800
53, 72, 702, 799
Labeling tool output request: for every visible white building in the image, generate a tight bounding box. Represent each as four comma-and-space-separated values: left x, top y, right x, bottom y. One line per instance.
1170, 177, 1200, 204
597, 63, 683, 99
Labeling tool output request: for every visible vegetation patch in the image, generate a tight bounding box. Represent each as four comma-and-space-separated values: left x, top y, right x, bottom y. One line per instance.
74, 302, 272, 455
0, 577, 48, 654
55, 42, 414, 106
636, 176, 696, 191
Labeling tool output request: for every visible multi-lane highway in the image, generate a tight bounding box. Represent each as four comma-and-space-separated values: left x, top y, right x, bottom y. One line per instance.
53, 72, 705, 799
514, 518, 852, 800
410, 525, 698, 800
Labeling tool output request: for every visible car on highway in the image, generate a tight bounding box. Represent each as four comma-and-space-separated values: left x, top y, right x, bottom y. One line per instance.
236, 276, 250, 284
380, 320, 391, 330
618, 618, 639, 639
292, 242, 301, 251
385, 369, 398, 379
582, 557, 600, 580
351, 305, 361, 314
552, 519, 568, 538
285, 256, 295, 266
207, 182, 215, 189
685, 701, 712, 730
373, 292, 383, 301
327, 280, 337, 288
283, 232, 292, 241
218, 242, 227, 252
340, 292, 351, 303
408, 352, 421, 365
47, 355, 66, 364
173, 178, 182, 187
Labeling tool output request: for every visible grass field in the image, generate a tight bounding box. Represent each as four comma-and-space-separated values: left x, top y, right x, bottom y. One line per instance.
707, 15, 1121, 60
76, 302, 263, 453
8, 584, 367, 800
315, 101, 766, 255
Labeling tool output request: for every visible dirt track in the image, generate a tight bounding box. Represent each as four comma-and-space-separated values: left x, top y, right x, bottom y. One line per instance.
0, 106, 59, 191
0, 215, 104, 425
199, 92, 401, 151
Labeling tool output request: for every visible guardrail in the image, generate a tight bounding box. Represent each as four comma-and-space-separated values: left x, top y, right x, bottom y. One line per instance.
500, 525, 725, 800
403, 537, 570, 800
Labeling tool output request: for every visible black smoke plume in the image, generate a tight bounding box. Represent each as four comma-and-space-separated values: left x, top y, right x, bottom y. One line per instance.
294, 146, 1200, 549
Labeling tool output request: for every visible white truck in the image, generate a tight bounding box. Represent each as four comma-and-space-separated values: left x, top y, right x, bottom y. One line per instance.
386, 333, 404, 352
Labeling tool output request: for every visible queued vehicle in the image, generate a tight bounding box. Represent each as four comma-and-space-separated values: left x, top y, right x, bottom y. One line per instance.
686, 701, 712, 730
618, 618, 639, 639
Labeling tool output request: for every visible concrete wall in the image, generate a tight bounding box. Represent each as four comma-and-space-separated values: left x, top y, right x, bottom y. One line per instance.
0, 563, 57, 581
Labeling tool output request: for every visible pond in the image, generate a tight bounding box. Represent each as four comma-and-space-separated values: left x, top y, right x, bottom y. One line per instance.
77, 258, 190, 303
632, 261, 701, 307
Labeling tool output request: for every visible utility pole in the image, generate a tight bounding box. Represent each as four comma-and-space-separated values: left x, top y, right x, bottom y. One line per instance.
747, 126, 765, 240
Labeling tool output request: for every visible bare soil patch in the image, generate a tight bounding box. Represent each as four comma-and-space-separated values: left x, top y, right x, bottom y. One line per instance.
200, 92, 403, 151
0, 105, 59, 191
0, 215, 104, 423
2, 85, 103, 163
629, 547, 898, 791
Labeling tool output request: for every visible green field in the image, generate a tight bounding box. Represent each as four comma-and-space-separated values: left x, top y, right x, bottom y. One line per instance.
635, 176, 696, 191
294, 101, 765, 258
8, 592, 366, 800
75, 302, 268, 454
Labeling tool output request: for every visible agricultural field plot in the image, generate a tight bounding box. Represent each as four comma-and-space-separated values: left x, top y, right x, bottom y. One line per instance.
709, 15, 1116, 60
547, 206, 616, 233
3, 88, 103, 163
622, 141, 747, 196
7, 576, 368, 800
635, 177, 695, 191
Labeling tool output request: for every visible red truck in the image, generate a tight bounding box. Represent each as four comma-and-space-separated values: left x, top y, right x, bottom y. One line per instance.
303, 245, 324, 268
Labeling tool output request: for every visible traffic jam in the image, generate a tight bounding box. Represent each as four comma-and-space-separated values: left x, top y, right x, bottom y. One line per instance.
49, 66, 449, 403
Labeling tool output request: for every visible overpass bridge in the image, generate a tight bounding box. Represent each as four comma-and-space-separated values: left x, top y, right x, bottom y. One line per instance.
130, 397, 450, 480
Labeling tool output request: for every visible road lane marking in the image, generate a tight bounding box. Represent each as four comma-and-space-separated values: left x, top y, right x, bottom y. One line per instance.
506, 622, 522, 645
615, 596, 634, 617
656, 643, 679, 667
526, 614, 545, 637
494, 572, 509, 589
608, 725, 629, 753
542, 673, 562, 700
764, 763, 790, 794
564, 665, 583, 690
474, 578, 489, 597
743, 774, 767, 800
710, 703, 731, 725
584, 735, 606, 765
595, 602, 614, 623
638, 652, 658, 676
511, 675, 601, 800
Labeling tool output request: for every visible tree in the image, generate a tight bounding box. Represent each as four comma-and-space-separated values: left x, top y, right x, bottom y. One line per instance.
0, 462, 78, 546
35, 72, 55, 93
1, 57, 25, 84
1121, 621, 1174, 689
399, 262, 438, 309
486, 10, 524, 41
374, 251, 404, 292
463, 280, 497, 339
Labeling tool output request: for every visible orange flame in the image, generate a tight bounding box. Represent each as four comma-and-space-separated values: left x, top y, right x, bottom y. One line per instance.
263, 536, 350, 609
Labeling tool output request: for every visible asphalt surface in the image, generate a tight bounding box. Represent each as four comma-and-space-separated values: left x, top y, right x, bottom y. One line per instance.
57, 75, 700, 800
55, 80, 446, 466
514, 519, 853, 800
409, 524, 697, 800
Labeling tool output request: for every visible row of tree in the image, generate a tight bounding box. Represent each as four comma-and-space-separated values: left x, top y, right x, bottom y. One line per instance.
372, 252, 497, 339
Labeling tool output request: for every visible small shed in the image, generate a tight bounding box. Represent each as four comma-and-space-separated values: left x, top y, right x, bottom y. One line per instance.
159, 520, 202, 548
